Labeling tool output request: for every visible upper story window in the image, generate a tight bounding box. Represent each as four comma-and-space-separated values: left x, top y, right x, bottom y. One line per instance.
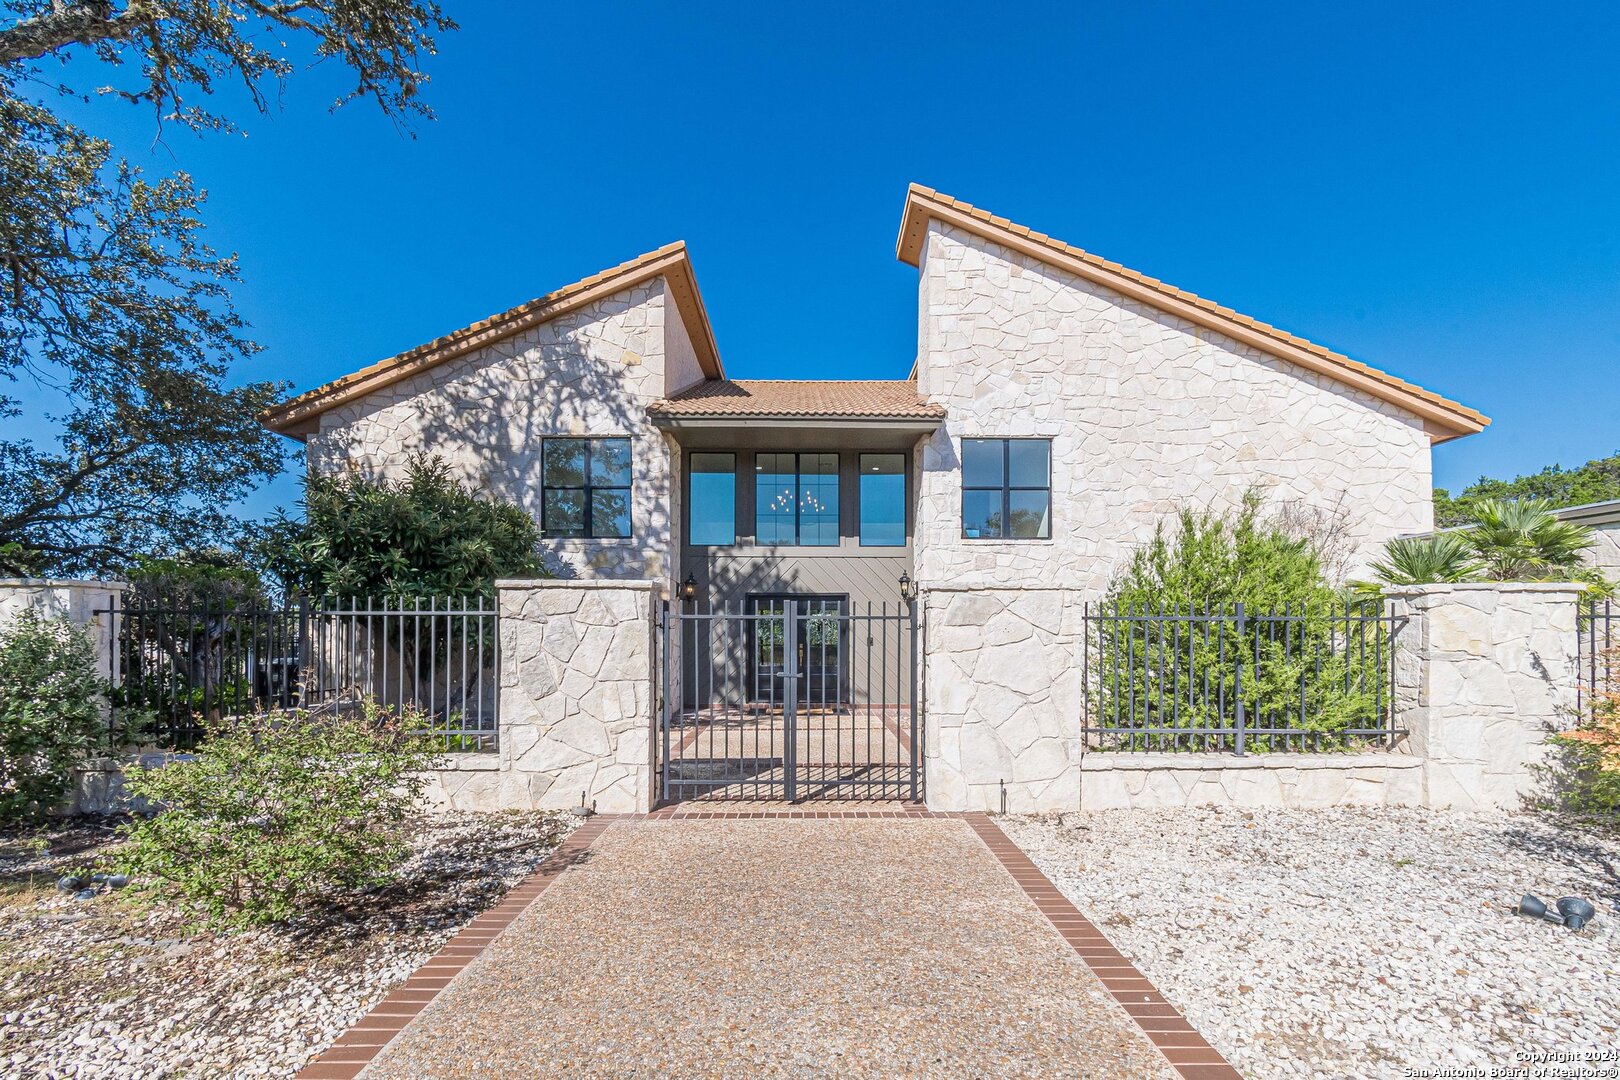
756, 452, 839, 546
688, 452, 736, 546
961, 438, 1051, 540
541, 437, 632, 539
859, 454, 906, 547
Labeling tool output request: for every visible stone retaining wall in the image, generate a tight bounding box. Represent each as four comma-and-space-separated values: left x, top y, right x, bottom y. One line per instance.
1077, 752, 1425, 810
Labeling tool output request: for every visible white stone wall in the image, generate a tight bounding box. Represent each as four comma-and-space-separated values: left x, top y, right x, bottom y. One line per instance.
0, 579, 126, 682
1077, 753, 1424, 810
1582, 521, 1620, 580
1389, 582, 1583, 809
307, 278, 691, 587
427, 579, 656, 814
913, 222, 1436, 591
922, 587, 1085, 812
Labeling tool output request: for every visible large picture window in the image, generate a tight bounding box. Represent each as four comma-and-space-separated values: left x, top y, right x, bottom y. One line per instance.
755, 453, 839, 546
859, 454, 906, 547
961, 438, 1050, 539
688, 452, 736, 546
541, 437, 632, 539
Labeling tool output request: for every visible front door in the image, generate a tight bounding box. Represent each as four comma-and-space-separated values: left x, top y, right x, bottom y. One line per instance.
747, 594, 846, 708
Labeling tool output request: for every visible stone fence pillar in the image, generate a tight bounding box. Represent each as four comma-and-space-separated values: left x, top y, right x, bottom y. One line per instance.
1386, 582, 1584, 809
922, 586, 1085, 812
495, 578, 657, 814
0, 579, 127, 682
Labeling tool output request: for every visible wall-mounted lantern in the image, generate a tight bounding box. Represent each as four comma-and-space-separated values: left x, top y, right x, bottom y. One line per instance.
898, 572, 918, 603
680, 573, 699, 604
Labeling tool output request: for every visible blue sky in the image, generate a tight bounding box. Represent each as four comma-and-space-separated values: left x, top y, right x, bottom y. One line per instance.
29, 0, 1620, 519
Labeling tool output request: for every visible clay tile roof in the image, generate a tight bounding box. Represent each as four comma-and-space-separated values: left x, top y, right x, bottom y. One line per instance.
649, 379, 946, 421
896, 184, 1489, 443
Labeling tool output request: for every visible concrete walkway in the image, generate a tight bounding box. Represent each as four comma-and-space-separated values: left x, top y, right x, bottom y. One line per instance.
305, 815, 1236, 1079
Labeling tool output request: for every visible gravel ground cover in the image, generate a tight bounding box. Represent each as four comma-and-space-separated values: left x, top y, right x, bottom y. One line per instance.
1001, 807, 1620, 1080
0, 810, 575, 1079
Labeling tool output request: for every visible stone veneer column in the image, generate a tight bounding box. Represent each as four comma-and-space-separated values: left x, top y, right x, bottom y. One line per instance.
496, 578, 657, 814
922, 587, 1085, 812
0, 579, 127, 682
1387, 582, 1583, 809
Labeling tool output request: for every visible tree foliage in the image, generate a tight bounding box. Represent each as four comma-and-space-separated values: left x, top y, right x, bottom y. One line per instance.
1435, 451, 1620, 527
262, 455, 547, 598
0, 0, 454, 575
0, 609, 108, 823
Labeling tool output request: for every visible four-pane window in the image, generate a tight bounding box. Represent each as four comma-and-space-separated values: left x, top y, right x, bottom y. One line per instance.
541, 437, 632, 539
755, 452, 839, 546
961, 438, 1051, 539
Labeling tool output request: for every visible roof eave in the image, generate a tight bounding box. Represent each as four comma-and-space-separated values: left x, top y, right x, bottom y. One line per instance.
897, 185, 1490, 445
260, 243, 724, 437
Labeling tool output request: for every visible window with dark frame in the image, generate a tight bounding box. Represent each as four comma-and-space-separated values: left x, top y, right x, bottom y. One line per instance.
755, 452, 839, 546
859, 453, 906, 547
961, 438, 1051, 539
688, 452, 736, 546
541, 437, 632, 539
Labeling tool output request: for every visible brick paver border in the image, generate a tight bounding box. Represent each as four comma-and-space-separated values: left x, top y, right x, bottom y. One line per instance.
297, 808, 1238, 1080
292, 815, 616, 1080
963, 813, 1244, 1080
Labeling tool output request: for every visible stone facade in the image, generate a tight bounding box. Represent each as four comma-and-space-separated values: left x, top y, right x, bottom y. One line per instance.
0, 579, 125, 682
912, 222, 1436, 592
1389, 582, 1583, 809
425, 579, 657, 814
306, 278, 702, 587
922, 587, 1085, 812
1076, 752, 1424, 810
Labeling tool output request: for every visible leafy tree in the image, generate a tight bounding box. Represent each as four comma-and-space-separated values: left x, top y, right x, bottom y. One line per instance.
1435, 451, 1620, 526
0, 609, 108, 823
0, 0, 454, 575
263, 455, 547, 598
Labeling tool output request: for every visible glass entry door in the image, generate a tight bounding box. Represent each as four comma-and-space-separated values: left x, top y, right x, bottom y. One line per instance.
748, 595, 846, 708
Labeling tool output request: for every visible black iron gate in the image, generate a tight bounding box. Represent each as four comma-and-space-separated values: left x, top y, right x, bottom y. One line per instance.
659, 598, 920, 803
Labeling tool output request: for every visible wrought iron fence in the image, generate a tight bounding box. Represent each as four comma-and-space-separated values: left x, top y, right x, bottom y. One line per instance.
104, 593, 499, 751
1578, 599, 1616, 722
1082, 601, 1404, 754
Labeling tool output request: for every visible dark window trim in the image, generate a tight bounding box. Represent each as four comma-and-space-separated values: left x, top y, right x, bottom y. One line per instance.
961, 437, 1052, 541
857, 452, 907, 548
541, 436, 633, 539
754, 451, 841, 548
686, 450, 738, 548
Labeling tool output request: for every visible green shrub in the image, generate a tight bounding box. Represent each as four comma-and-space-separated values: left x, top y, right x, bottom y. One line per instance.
1095, 490, 1389, 747
121, 703, 440, 926
0, 610, 109, 824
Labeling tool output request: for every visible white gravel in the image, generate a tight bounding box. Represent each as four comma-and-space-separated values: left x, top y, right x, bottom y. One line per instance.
1001, 807, 1620, 1080
0, 810, 575, 1079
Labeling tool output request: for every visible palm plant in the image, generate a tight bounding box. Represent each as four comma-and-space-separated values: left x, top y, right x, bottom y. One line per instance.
1367, 533, 1483, 586
1465, 498, 1594, 581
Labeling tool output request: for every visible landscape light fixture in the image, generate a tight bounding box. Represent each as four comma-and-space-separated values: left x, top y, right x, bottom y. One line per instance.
1556, 896, 1596, 931
1517, 892, 1598, 931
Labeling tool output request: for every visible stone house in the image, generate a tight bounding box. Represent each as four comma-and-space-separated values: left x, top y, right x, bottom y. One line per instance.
259, 185, 1491, 812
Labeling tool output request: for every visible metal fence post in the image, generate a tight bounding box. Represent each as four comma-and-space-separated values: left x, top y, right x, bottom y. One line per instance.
783, 599, 799, 803
660, 599, 671, 805
1233, 601, 1246, 757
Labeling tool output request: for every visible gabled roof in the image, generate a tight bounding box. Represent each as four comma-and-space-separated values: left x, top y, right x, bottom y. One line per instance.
896, 185, 1489, 443
261, 243, 722, 436
649, 379, 945, 422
